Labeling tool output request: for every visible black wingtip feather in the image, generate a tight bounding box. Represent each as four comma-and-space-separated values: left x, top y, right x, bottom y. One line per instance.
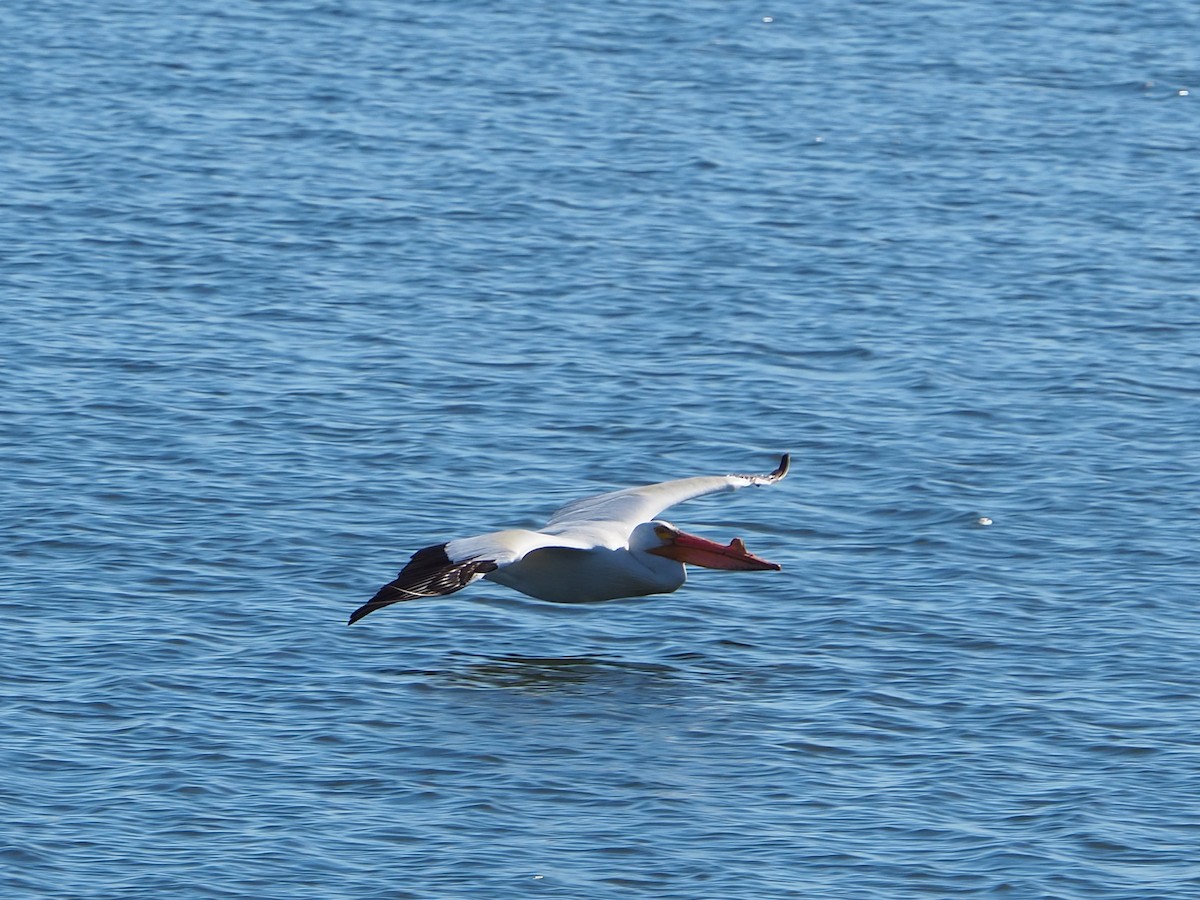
348, 542, 498, 625
347, 583, 403, 625
773, 453, 790, 480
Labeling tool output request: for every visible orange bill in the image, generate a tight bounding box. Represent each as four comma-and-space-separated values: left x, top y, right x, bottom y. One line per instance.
648, 530, 781, 571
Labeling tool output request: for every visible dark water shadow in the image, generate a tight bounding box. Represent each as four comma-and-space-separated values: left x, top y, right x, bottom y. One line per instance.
381, 653, 681, 693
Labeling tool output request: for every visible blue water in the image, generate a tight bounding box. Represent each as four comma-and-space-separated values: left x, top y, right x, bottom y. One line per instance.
3, 0, 1199, 896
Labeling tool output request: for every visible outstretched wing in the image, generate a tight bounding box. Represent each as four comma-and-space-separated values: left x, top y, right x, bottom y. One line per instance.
542, 453, 790, 543
348, 544, 497, 624
348, 528, 590, 624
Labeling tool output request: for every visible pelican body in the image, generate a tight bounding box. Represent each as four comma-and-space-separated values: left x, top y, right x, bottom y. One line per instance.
349, 454, 789, 624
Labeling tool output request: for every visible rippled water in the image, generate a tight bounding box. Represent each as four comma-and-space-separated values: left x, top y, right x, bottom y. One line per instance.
3, 0, 1199, 896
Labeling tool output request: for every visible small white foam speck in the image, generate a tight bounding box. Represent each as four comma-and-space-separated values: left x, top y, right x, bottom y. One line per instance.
977, 517, 993, 526
762, 16, 774, 24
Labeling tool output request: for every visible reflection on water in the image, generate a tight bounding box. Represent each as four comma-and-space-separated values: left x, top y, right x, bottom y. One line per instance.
385, 654, 681, 693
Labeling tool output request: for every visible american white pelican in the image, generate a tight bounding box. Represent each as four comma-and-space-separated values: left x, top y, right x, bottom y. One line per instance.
349, 453, 790, 624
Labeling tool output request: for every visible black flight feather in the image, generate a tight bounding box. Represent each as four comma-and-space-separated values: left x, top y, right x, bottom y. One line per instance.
348, 543, 498, 625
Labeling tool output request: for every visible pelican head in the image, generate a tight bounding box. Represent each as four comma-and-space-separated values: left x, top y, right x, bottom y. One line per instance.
634, 520, 781, 571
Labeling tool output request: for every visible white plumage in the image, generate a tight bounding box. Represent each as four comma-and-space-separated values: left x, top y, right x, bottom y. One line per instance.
349, 453, 789, 624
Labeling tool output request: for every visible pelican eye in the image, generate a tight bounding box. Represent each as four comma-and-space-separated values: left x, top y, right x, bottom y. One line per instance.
653, 524, 675, 540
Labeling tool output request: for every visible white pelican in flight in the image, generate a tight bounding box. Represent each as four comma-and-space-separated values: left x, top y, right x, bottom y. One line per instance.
349, 453, 790, 624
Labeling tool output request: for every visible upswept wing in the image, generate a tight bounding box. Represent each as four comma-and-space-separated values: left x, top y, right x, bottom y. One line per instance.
542, 453, 790, 544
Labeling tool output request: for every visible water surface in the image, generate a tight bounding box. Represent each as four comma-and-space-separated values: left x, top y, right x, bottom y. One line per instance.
3, 1, 1199, 897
